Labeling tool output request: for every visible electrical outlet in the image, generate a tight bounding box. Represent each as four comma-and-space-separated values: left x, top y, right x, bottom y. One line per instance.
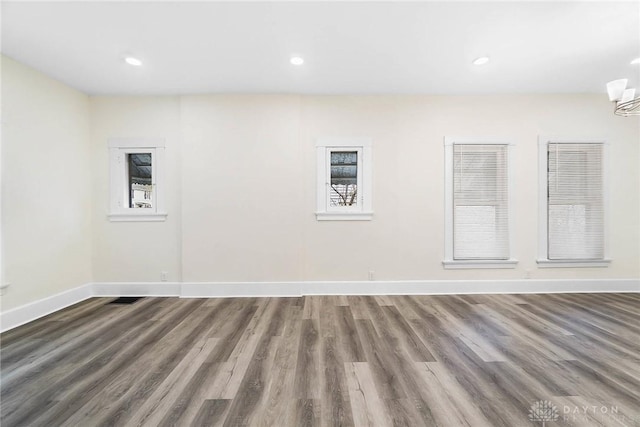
524, 269, 531, 279
368, 271, 375, 281
160, 272, 168, 282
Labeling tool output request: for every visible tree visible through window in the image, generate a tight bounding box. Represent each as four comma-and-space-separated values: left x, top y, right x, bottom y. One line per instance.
330, 151, 358, 207
315, 137, 372, 220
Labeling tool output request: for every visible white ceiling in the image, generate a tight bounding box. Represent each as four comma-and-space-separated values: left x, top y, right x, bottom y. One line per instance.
2, 1, 639, 95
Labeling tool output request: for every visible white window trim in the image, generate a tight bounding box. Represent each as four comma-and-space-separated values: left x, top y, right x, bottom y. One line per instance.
442, 259, 518, 269
316, 137, 373, 221
108, 138, 167, 222
537, 137, 610, 268
443, 137, 517, 269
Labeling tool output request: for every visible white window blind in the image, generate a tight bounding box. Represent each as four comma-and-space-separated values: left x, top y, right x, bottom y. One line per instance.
547, 143, 604, 260
453, 144, 509, 260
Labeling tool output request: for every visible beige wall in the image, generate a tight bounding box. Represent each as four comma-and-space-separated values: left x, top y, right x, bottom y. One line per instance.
90, 97, 182, 282
92, 94, 640, 283
1, 56, 92, 311
299, 95, 640, 281
181, 95, 305, 282
176, 95, 640, 281
3, 55, 638, 310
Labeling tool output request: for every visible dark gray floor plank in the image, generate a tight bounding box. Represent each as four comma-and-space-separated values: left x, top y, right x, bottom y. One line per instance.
192, 399, 230, 427
293, 318, 320, 399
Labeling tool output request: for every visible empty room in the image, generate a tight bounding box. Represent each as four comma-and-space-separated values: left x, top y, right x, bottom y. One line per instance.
1, 1, 639, 426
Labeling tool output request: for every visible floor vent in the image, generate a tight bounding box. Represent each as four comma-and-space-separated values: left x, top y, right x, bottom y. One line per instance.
109, 297, 144, 304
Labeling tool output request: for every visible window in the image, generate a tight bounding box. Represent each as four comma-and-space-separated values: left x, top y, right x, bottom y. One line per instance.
538, 138, 609, 267
444, 138, 516, 268
127, 153, 153, 209
109, 138, 166, 221
316, 137, 372, 220
329, 151, 359, 208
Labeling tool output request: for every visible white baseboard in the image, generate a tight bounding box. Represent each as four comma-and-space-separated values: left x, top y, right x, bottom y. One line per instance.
2, 279, 638, 333
181, 282, 300, 298
0, 284, 93, 333
182, 278, 640, 298
92, 282, 181, 297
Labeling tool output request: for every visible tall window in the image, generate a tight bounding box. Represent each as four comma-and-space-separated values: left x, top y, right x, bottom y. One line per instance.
109, 138, 167, 222
316, 138, 372, 220
538, 139, 609, 266
444, 139, 516, 268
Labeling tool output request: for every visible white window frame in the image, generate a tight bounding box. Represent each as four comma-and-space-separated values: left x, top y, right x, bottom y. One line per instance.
108, 138, 167, 222
537, 137, 610, 268
316, 137, 373, 221
443, 137, 517, 269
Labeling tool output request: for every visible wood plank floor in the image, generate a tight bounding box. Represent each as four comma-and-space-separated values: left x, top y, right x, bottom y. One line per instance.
1, 293, 639, 426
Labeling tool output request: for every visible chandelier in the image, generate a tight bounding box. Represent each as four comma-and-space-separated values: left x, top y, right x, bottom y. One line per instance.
607, 79, 640, 116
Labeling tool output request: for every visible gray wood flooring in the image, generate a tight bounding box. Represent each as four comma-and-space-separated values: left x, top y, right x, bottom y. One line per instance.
1, 293, 639, 426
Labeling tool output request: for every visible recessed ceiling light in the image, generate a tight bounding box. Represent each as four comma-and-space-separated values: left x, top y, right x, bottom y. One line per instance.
124, 56, 143, 66
631, 57, 640, 65
472, 56, 490, 66
290, 56, 304, 66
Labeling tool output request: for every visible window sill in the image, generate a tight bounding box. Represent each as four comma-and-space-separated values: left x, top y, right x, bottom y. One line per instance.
108, 212, 167, 222
443, 259, 518, 269
537, 259, 611, 268
316, 212, 373, 221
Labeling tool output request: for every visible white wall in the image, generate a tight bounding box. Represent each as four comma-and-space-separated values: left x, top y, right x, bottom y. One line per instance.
90, 97, 182, 283
92, 94, 640, 284
1, 56, 92, 311
298, 95, 639, 281
2, 55, 638, 312
181, 95, 305, 282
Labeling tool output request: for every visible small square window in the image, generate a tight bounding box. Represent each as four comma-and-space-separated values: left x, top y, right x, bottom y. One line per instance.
109, 138, 167, 222
316, 138, 372, 221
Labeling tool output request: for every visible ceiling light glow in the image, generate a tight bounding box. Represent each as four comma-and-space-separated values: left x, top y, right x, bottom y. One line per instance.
290, 56, 304, 66
472, 56, 490, 66
124, 56, 143, 66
